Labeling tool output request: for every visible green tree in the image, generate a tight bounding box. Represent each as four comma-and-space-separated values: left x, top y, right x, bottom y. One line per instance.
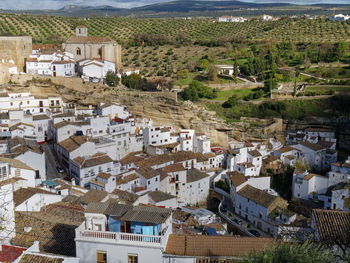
244, 242, 334, 263
105, 71, 120, 87
265, 76, 277, 98
180, 86, 199, 102
180, 80, 217, 101
234, 60, 239, 77
199, 59, 210, 71
214, 180, 230, 193
335, 42, 348, 61
177, 69, 189, 80
121, 73, 156, 91
208, 51, 216, 63
208, 65, 218, 81
223, 94, 238, 108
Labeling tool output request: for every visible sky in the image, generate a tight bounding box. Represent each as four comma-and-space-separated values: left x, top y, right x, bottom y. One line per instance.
0, 0, 349, 10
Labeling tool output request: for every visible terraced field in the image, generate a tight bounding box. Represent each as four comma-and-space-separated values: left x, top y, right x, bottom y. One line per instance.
0, 13, 349, 45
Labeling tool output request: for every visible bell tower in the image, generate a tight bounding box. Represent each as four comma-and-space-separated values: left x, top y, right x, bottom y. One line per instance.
76, 26, 88, 37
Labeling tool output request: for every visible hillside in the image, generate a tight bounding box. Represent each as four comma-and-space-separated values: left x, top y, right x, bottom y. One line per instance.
0, 13, 349, 45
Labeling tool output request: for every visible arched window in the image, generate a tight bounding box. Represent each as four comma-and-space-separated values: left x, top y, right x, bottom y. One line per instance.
76, 47, 81, 55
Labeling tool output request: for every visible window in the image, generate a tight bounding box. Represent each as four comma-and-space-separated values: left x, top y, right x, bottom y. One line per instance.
128, 254, 138, 263
76, 48, 81, 55
97, 251, 107, 263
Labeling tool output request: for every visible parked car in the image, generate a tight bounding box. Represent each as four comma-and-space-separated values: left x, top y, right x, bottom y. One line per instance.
64, 176, 71, 182
248, 229, 261, 237
233, 218, 242, 225
56, 165, 64, 173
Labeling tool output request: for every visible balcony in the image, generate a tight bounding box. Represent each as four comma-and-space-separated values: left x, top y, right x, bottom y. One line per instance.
75, 229, 165, 248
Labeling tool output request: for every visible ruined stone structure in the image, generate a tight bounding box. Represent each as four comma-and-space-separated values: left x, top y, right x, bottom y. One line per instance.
0, 36, 32, 72
62, 26, 122, 69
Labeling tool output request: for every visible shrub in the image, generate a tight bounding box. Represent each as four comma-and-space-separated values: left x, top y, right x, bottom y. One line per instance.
105, 71, 120, 87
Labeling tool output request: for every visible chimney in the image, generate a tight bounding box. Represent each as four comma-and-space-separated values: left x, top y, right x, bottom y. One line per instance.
28, 241, 40, 252
71, 178, 76, 186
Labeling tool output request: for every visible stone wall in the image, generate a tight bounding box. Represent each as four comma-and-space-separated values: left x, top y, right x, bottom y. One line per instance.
0, 36, 32, 72
0, 64, 9, 84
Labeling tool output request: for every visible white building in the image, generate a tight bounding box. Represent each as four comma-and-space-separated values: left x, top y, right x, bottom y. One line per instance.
70, 153, 115, 187
89, 172, 116, 193
0, 157, 37, 187
331, 157, 350, 175
3, 137, 46, 183
78, 59, 115, 81
26, 51, 75, 77
97, 102, 132, 120
13, 187, 63, 212
75, 202, 172, 263
227, 171, 270, 204
0, 165, 16, 244
0, 91, 63, 114
262, 14, 275, 21
182, 169, 210, 205
218, 16, 246, 22
235, 185, 289, 235
329, 14, 350, 21
292, 141, 337, 172
292, 170, 329, 200
136, 190, 177, 208
273, 146, 300, 166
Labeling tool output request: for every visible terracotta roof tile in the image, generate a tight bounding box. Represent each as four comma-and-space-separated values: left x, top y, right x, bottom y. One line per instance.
298, 141, 325, 151
96, 172, 113, 180
227, 171, 247, 187
162, 163, 186, 173
111, 189, 139, 204
137, 167, 160, 179
145, 190, 176, 203
187, 169, 209, 183
72, 154, 112, 168
65, 36, 115, 44
165, 235, 277, 257
313, 209, 350, 243
237, 185, 285, 209
116, 173, 139, 185
278, 146, 295, 154
120, 151, 144, 165
303, 173, 327, 181
58, 135, 91, 153
0, 157, 34, 170
13, 187, 57, 206
80, 190, 108, 205
19, 253, 64, 263
248, 150, 262, 158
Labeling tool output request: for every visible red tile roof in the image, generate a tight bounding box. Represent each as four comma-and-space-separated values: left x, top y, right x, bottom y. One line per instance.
0, 245, 26, 262
165, 235, 277, 257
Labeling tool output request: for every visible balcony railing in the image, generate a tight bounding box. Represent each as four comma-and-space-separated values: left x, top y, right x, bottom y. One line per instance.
75, 229, 165, 247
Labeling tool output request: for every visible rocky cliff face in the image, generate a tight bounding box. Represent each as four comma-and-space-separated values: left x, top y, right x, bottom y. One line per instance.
3, 79, 279, 147
116, 95, 236, 146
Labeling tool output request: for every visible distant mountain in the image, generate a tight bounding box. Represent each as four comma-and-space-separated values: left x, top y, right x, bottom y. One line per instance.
57, 4, 127, 15
133, 0, 291, 13
2, 0, 350, 17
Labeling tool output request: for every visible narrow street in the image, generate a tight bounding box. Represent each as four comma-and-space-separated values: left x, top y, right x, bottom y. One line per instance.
42, 142, 65, 180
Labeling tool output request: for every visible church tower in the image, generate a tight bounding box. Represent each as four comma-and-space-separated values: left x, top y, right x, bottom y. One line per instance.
76, 26, 88, 37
